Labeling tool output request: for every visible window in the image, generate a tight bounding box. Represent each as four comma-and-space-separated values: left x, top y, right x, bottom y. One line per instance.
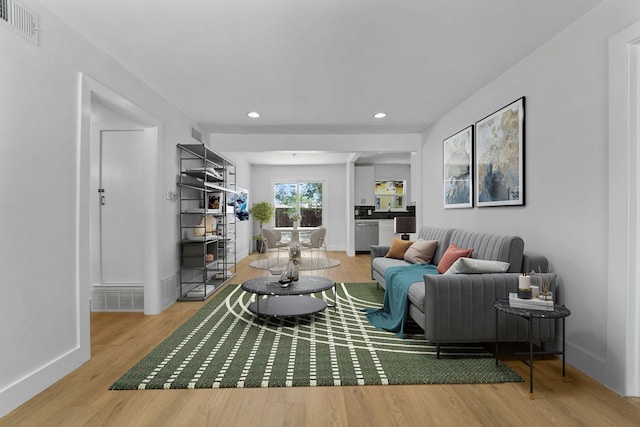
274, 181, 323, 227
375, 180, 406, 211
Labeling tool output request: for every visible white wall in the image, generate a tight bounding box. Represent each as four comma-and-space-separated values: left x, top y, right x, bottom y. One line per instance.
420, 0, 640, 394
249, 164, 349, 252
0, 1, 193, 416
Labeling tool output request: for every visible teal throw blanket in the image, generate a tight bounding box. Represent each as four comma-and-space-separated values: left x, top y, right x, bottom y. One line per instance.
365, 264, 439, 338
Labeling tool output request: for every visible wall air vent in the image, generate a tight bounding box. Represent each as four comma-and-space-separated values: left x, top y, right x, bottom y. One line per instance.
0, 0, 39, 45
191, 127, 203, 143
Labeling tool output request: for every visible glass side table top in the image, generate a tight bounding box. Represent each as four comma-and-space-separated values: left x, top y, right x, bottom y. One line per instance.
493, 298, 571, 319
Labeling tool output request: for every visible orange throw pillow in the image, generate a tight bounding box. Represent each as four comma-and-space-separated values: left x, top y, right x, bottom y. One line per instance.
385, 237, 415, 259
437, 243, 474, 274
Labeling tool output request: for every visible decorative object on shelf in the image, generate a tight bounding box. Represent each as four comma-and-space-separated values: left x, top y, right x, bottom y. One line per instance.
208, 192, 222, 213
443, 125, 473, 209
289, 211, 302, 229
285, 242, 301, 281
475, 97, 525, 207
393, 216, 416, 240
518, 273, 532, 299
193, 216, 216, 237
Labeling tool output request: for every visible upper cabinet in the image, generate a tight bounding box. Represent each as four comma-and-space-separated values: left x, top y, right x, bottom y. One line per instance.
354, 166, 375, 205
375, 180, 406, 211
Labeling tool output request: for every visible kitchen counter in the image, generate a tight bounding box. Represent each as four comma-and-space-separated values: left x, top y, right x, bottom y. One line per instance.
354, 205, 415, 220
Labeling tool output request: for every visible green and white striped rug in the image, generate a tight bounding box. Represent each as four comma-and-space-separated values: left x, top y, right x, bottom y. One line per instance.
110, 283, 522, 390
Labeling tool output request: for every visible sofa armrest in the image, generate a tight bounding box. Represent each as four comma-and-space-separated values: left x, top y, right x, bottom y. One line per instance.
370, 245, 390, 279
370, 245, 389, 259
522, 253, 549, 274
421, 273, 557, 343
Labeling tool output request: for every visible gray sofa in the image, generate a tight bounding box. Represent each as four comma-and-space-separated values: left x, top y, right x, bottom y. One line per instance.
370, 226, 557, 356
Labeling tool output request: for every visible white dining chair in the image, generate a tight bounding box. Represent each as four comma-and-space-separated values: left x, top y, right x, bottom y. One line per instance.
260, 228, 289, 266
300, 227, 327, 264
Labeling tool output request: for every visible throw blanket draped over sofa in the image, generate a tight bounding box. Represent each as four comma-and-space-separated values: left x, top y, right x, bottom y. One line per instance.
370, 226, 557, 357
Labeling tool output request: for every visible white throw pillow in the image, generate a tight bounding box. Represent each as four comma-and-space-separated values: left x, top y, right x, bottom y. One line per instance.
444, 257, 510, 274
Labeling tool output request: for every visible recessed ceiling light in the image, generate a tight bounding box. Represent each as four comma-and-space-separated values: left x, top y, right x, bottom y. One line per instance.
247, 111, 260, 119
373, 112, 387, 119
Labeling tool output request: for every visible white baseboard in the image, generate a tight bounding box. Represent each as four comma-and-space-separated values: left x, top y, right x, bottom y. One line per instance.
0, 344, 89, 418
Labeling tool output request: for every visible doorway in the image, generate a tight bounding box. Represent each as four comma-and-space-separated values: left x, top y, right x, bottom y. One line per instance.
79, 74, 162, 327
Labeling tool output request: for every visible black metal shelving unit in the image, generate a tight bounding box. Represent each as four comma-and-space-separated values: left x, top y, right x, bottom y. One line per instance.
177, 143, 237, 301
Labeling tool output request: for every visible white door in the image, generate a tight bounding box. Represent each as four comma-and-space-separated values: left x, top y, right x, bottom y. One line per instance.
100, 130, 145, 284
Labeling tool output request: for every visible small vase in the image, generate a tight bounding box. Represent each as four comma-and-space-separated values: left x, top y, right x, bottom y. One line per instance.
286, 259, 299, 281
293, 220, 299, 229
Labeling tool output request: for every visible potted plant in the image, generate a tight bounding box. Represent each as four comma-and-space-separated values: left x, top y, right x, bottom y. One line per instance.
249, 201, 275, 253
288, 211, 302, 229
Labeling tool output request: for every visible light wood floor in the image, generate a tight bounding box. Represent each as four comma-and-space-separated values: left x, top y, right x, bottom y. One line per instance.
2, 253, 639, 426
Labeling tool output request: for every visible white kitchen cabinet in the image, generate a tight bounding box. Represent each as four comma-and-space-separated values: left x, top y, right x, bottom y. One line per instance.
355, 166, 375, 205
378, 219, 395, 246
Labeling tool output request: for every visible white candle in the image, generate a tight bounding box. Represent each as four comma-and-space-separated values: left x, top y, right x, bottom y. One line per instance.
519, 274, 531, 290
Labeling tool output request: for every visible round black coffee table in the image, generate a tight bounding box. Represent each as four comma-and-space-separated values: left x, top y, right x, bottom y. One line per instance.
241, 275, 336, 318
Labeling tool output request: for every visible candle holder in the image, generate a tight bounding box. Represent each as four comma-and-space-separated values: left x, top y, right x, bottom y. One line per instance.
518, 273, 532, 299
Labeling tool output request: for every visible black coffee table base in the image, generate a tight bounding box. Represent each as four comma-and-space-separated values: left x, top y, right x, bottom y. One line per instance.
248, 295, 328, 317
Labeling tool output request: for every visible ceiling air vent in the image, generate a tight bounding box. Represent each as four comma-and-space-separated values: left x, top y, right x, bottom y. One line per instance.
0, 0, 39, 45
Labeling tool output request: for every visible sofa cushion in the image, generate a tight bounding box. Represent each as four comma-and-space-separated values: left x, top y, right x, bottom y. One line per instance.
437, 243, 474, 274
385, 237, 415, 259
448, 229, 524, 273
372, 257, 412, 276
444, 257, 510, 274
417, 227, 455, 265
403, 239, 438, 264
407, 282, 426, 308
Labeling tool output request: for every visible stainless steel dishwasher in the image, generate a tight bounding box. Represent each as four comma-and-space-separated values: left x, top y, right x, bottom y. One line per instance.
355, 220, 379, 253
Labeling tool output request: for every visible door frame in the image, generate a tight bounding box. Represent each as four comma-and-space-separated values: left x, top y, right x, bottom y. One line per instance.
78, 74, 162, 324
608, 22, 640, 397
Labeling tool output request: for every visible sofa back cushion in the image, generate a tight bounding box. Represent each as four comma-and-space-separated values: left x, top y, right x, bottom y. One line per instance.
448, 229, 524, 273
417, 227, 454, 265
404, 239, 438, 264
385, 237, 415, 259
437, 243, 474, 274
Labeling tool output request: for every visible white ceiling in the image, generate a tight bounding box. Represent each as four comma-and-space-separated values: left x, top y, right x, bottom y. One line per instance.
46, 0, 600, 164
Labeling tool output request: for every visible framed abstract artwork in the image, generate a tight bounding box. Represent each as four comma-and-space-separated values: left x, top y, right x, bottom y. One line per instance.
443, 125, 473, 208
475, 97, 525, 207
227, 185, 249, 221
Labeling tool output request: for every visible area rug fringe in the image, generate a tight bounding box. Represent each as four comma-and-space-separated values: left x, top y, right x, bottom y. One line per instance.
110, 283, 522, 390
